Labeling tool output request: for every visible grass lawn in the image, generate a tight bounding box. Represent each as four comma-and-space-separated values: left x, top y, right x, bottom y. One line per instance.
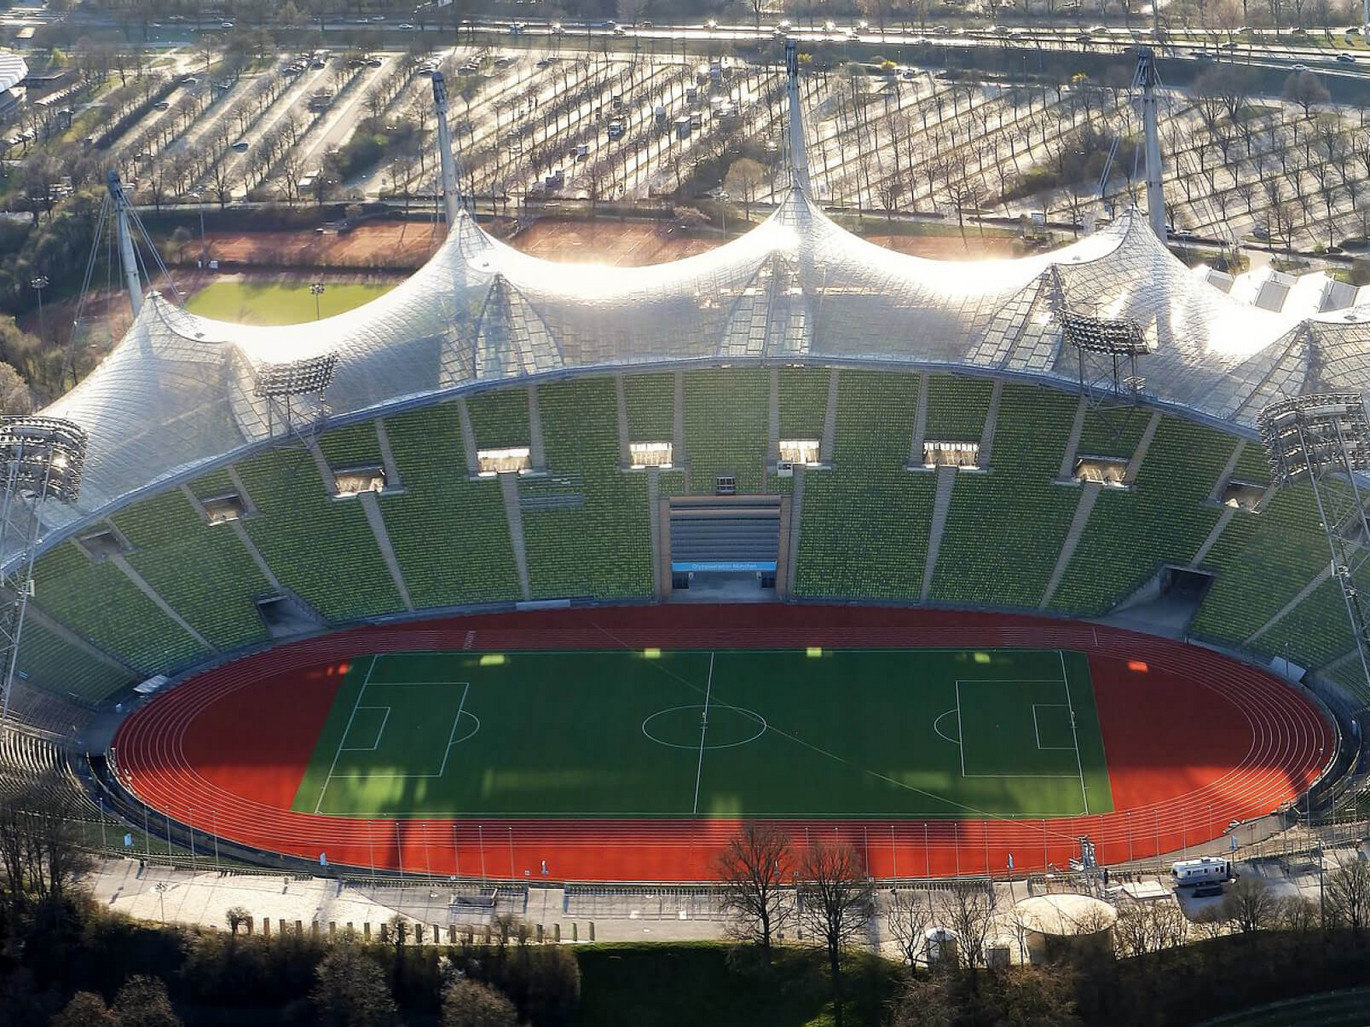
183, 280, 394, 325
292, 648, 1112, 821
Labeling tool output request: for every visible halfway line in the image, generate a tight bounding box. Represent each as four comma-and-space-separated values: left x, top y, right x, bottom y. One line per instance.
692, 652, 715, 815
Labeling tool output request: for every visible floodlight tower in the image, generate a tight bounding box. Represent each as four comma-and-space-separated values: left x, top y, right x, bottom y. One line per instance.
1057, 274, 1150, 445
254, 353, 340, 440
784, 40, 811, 196
107, 171, 143, 317
0, 417, 87, 738
1136, 48, 1167, 244
432, 71, 464, 227
1259, 395, 1370, 706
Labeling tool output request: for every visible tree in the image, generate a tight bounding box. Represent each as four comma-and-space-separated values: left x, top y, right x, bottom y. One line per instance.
1222, 874, 1278, 933
724, 158, 766, 222
1327, 856, 1370, 932
225, 906, 250, 936
1283, 71, 1330, 118
936, 884, 997, 969
716, 822, 794, 958
442, 978, 518, 1027
886, 889, 934, 968
112, 976, 181, 1027
51, 992, 119, 1027
312, 947, 397, 1027
796, 841, 873, 1027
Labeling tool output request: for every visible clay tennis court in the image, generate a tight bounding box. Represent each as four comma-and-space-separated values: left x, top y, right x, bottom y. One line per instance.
111, 605, 1332, 882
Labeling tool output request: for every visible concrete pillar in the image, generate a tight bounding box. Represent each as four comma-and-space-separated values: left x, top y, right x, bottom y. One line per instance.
262, 919, 270, 937
553, 923, 561, 943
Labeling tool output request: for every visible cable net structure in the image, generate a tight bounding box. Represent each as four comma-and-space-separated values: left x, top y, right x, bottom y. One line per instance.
19, 65, 1370, 560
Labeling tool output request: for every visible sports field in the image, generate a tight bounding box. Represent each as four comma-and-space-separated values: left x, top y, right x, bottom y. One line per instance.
184, 280, 394, 325
291, 648, 1113, 821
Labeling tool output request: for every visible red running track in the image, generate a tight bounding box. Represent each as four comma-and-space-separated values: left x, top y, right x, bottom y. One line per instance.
111, 606, 1335, 882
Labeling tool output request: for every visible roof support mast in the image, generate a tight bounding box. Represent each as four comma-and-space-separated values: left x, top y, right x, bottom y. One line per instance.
432, 71, 464, 227
1137, 48, 1167, 244
784, 41, 811, 196
107, 171, 142, 317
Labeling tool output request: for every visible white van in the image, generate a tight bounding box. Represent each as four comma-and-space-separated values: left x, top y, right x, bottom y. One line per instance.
1171, 857, 1235, 887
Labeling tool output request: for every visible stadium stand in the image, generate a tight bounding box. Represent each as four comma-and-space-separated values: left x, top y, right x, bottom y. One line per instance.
381, 405, 521, 608
1048, 418, 1233, 615
922, 375, 993, 439
1191, 483, 1335, 651
30, 538, 208, 676
231, 444, 404, 623
13, 619, 128, 707
0, 367, 1351, 702
623, 373, 676, 440
777, 367, 830, 439
1077, 405, 1150, 457
520, 379, 653, 600
794, 371, 935, 600
112, 490, 271, 651
929, 385, 1080, 607
317, 421, 383, 468
684, 367, 769, 494
466, 388, 531, 449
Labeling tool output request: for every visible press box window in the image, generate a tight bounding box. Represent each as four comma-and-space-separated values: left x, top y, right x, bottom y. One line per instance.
76, 529, 126, 560
477, 447, 532, 476
1073, 456, 1129, 488
630, 441, 673, 468
923, 440, 980, 470
1221, 479, 1264, 511
333, 465, 386, 497
203, 493, 247, 524
779, 439, 821, 466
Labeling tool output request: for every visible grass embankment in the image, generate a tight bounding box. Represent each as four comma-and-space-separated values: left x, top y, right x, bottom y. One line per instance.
574, 943, 899, 1027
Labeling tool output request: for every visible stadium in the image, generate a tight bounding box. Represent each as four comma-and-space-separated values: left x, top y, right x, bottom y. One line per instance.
0, 48, 1358, 885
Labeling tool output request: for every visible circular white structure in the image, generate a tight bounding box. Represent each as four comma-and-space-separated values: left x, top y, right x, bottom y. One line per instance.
0, 50, 28, 94
1013, 894, 1117, 964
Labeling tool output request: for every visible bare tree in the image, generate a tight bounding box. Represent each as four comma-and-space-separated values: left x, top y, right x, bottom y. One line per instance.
1112, 899, 1188, 957
935, 883, 997, 969
1327, 856, 1370, 932
886, 889, 935, 968
797, 841, 873, 1027
226, 905, 251, 937
724, 158, 766, 222
1283, 71, 1330, 119
1221, 875, 1278, 933
717, 822, 794, 958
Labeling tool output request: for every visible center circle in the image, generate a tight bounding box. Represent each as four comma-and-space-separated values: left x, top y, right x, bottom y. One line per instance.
642, 704, 768, 750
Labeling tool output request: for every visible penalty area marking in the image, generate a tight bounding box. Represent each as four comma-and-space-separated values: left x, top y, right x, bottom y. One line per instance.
932, 709, 960, 745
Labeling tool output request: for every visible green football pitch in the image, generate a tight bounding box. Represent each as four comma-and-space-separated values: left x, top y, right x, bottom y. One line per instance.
184, 281, 393, 325
293, 648, 1113, 820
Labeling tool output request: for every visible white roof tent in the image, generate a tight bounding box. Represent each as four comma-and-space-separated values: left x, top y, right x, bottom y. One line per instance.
23, 52, 1370, 555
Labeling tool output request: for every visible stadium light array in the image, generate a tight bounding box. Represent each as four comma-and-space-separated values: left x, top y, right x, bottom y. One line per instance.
1258, 393, 1370, 486
1060, 311, 1151, 356
253, 353, 340, 399
0, 416, 88, 505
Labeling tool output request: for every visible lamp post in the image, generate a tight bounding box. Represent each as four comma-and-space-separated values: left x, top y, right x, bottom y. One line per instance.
310, 282, 325, 320
30, 276, 48, 345
193, 189, 207, 264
